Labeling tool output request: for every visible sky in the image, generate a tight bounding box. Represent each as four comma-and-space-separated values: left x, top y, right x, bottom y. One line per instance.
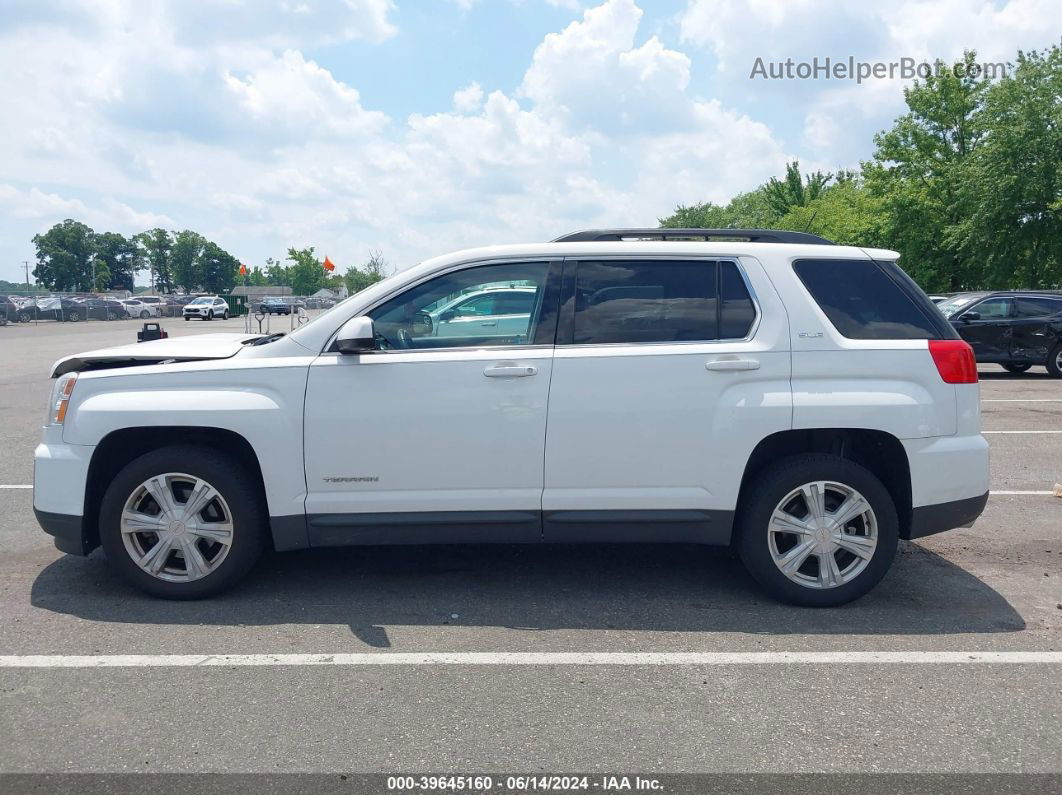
0, 0, 1057, 285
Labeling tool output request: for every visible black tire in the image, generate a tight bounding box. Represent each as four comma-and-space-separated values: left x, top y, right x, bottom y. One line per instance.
107, 311, 119, 321
736, 454, 899, 607
17, 311, 31, 323
184, 315, 190, 321
206, 310, 213, 321
67, 311, 81, 322
222, 310, 229, 320
140, 310, 150, 319
1002, 362, 1032, 374
98, 445, 267, 599
1047, 343, 1062, 378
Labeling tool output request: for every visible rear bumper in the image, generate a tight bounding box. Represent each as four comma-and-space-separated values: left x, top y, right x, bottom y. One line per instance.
906, 491, 989, 540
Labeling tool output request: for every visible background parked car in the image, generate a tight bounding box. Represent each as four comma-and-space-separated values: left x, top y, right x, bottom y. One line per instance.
0, 295, 14, 325
939, 290, 1062, 376
82, 298, 129, 320
256, 298, 291, 315
183, 295, 230, 320
121, 298, 159, 319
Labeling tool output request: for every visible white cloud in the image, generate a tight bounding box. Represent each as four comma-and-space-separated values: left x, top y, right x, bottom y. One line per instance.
452, 82, 485, 114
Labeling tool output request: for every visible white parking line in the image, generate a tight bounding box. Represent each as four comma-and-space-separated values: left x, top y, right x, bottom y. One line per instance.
982, 399, 1062, 402
991, 490, 1055, 495
0, 651, 1060, 668
0, 485, 32, 489
983, 430, 1062, 434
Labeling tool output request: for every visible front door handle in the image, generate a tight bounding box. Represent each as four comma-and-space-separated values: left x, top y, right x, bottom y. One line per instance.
480, 320, 497, 327
706, 358, 760, 372
484, 363, 538, 378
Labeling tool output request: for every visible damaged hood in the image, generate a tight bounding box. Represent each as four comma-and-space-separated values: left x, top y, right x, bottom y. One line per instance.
51, 333, 260, 377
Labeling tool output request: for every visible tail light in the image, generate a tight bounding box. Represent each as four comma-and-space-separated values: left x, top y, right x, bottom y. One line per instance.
929, 339, 978, 384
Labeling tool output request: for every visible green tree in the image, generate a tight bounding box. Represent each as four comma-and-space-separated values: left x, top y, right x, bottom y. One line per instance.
198, 241, 240, 293
92, 231, 142, 291
285, 246, 325, 296
866, 51, 990, 290
343, 249, 390, 295
763, 161, 833, 217
779, 178, 887, 247
246, 266, 268, 286
32, 219, 96, 291
135, 228, 175, 293
954, 45, 1062, 288
264, 257, 291, 286
170, 230, 206, 293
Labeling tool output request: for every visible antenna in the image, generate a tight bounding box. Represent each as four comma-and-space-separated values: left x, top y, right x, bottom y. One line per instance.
803, 210, 818, 233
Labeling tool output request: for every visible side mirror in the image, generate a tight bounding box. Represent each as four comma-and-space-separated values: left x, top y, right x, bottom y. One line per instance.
335, 316, 376, 354
959, 311, 980, 322
439, 310, 456, 323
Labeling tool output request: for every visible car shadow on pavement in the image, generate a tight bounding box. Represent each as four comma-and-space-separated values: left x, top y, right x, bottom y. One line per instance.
30, 541, 1026, 647
977, 370, 1054, 380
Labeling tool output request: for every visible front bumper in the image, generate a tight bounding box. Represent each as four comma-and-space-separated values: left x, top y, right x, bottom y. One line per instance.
33, 431, 95, 554
907, 491, 989, 540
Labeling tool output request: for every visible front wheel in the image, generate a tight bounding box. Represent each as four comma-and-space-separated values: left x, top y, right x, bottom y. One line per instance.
66, 311, 81, 322
98, 446, 267, 599
184, 315, 190, 321
17, 311, 31, 323
206, 310, 213, 321
1047, 343, 1062, 378
140, 310, 150, 319
1002, 362, 1032, 374
737, 454, 899, 607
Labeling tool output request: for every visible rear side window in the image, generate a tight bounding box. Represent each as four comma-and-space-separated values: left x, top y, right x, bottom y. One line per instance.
571, 259, 756, 345
1013, 296, 1062, 318
793, 259, 955, 340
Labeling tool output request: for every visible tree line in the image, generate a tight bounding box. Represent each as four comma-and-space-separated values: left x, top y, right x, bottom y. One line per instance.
29, 222, 390, 296
660, 45, 1061, 292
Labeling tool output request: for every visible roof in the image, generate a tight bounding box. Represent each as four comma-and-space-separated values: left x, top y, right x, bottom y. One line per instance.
230, 286, 292, 296
554, 228, 835, 245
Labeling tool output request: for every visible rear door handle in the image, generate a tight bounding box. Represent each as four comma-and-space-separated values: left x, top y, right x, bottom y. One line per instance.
706, 358, 760, 372
483, 363, 537, 378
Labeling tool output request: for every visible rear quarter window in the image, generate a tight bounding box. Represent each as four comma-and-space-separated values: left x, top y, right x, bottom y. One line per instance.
793, 258, 956, 340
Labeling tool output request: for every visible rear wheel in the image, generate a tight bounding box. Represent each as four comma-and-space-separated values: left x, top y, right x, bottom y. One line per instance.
66, 310, 81, 322
140, 310, 150, 319
1002, 362, 1032, 374
107, 311, 119, 321
737, 454, 899, 607
98, 446, 266, 599
1047, 343, 1062, 378
222, 310, 229, 320
17, 311, 31, 323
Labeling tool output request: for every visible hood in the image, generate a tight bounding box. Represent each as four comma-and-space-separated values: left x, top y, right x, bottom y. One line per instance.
51, 333, 259, 377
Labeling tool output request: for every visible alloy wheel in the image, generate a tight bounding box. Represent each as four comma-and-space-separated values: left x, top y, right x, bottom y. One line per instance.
120, 473, 234, 583
767, 480, 878, 589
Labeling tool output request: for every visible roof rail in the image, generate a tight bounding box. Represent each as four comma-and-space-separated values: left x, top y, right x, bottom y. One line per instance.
552, 228, 835, 245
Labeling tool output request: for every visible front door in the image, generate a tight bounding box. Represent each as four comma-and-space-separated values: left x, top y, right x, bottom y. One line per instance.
541, 257, 791, 543
303, 259, 560, 546
954, 297, 1012, 360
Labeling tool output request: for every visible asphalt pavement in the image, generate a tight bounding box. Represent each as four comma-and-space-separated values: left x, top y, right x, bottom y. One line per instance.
0, 316, 1059, 777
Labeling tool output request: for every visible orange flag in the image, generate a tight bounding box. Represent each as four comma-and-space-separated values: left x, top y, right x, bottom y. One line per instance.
323, 256, 336, 272
239, 263, 247, 275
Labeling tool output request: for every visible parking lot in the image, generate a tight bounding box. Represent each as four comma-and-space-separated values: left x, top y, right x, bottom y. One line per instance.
0, 319, 1059, 776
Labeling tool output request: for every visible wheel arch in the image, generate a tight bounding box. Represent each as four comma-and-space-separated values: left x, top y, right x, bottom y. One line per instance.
737, 428, 913, 540
82, 426, 269, 553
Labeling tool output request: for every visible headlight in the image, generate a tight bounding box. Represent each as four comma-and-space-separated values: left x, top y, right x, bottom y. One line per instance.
49, 372, 78, 425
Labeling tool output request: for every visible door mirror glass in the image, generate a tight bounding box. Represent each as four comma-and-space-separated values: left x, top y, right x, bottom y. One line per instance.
959, 311, 980, 321
335, 316, 376, 353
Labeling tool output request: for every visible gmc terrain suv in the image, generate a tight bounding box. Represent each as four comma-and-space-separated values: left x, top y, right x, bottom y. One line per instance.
33, 229, 989, 606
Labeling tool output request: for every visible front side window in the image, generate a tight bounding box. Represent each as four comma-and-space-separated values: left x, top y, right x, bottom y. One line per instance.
570, 259, 755, 345
369, 262, 550, 350
968, 298, 1011, 319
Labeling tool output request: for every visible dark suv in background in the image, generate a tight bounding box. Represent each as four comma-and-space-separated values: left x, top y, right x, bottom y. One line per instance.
938, 291, 1062, 376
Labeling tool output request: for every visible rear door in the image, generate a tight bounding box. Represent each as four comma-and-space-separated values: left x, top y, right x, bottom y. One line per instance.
541, 256, 791, 542
1008, 296, 1062, 362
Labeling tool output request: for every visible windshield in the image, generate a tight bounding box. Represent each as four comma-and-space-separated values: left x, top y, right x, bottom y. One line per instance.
190, 297, 212, 305
936, 294, 985, 318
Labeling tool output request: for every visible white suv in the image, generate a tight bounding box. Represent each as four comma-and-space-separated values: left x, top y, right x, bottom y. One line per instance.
183, 296, 229, 321
33, 229, 989, 605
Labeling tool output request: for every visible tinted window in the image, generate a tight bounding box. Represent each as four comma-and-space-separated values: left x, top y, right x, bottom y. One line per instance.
720, 262, 756, 338
496, 291, 537, 314
969, 298, 1011, 319
573, 260, 718, 344
1013, 296, 1062, 318
793, 259, 949, 340
370, 262, 549, 350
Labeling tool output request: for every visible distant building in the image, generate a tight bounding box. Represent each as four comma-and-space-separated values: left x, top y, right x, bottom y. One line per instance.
310, 286, 348, 300
231, 285, 293, 298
